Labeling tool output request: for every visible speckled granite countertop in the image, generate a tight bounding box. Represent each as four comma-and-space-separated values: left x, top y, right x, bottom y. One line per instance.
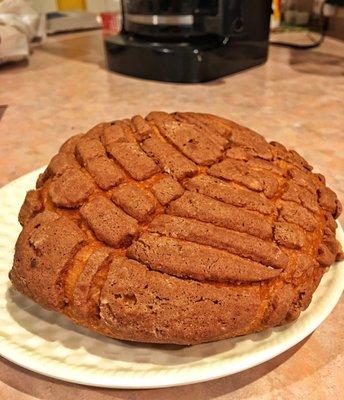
0, 30, 343, 400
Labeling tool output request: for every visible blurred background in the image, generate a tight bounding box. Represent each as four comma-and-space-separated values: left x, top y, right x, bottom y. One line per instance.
27, 0, 344, 40
0, 0, 343, 69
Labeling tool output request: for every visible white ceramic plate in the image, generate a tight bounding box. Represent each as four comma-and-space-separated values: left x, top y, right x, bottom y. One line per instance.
0, 168, 343, 389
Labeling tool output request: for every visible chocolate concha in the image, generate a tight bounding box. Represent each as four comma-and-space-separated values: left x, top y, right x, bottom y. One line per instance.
10, 112, 343, 345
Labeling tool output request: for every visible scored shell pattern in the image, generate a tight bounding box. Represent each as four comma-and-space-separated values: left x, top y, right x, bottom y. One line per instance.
10, 112, 343, 345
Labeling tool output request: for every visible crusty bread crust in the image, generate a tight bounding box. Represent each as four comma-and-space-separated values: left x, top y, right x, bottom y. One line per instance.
10, 112, 343, 345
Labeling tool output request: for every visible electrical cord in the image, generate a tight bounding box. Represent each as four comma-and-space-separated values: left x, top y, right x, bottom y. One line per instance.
269, 2, 325, 50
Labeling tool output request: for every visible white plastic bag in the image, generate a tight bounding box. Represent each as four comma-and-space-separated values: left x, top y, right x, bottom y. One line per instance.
0, 24, 28, 63
0, 0, 41, 64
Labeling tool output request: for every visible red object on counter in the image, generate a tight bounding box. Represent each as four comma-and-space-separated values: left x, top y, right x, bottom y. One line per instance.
100, 12, 120, 33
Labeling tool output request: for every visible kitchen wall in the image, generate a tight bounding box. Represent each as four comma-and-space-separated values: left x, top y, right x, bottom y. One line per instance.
30, 0, 120, 12
29, 0, 56, 12
86, 0, 120, 13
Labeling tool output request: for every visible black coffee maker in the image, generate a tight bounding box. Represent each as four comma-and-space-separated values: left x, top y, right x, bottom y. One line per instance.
105, 1, 272, 83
